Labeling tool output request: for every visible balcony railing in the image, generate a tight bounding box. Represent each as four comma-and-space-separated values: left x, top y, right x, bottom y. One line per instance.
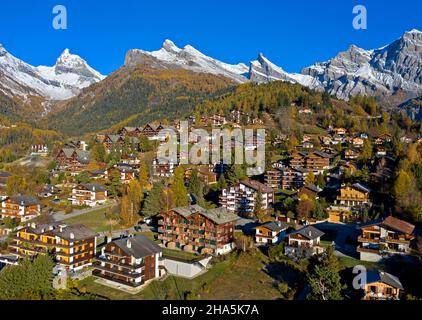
357, 236, 380, 244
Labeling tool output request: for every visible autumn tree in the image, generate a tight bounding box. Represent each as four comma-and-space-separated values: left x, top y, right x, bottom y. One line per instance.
360, 139, 373, 161
138, 162, 149, 186
170, 166, 189, 207
305, 172, 316, 185
296, 195, 315, 220
6, 175, 29, 196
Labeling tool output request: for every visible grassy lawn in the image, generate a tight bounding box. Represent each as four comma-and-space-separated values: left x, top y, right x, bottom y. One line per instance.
78, 249, 282, 300
63, 208, 124, 233
337, 256, 378, 271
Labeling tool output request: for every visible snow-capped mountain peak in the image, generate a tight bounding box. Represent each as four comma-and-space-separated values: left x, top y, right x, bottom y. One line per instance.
0, 44, 105, 101
125, 39, 249, 83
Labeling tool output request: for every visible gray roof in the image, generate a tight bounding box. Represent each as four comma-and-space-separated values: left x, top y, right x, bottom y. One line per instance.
202, 207, 239, 225
352, 183, 371, 193
291, 225, 324, 240
9, 195, 39, 207
61, 148, 90, 164
50, 224, 98, 241
107, 134, 122, 143
24, 222, 61, 234
114, 235, 162, 259
172, 205, 239, 225
260, 221, 289, 232
80, 183, 107, 192
367, 270, 404, 290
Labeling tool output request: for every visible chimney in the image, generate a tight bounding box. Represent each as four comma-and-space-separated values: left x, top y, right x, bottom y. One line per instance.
70, 232, 75, 240
308, 231, 312, 237
31, 223, 36, 229
126, 239, 132, 249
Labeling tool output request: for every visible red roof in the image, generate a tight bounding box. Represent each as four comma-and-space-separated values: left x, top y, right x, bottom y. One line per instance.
383, 216, 415, 234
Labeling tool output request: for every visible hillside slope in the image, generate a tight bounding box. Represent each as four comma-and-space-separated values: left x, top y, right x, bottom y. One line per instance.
44, 64, 235, 136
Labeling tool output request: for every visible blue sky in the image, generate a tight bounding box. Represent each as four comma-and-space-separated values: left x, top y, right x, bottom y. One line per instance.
0, 0, 421, 75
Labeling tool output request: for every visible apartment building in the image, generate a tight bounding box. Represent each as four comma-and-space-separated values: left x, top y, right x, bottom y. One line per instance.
158, 205, 238, 255
71, 183, 107, 207
0, 195, 41, 222
93, 235, 162, 287
357, 216, 415, 261
9, 222, 97, 271
220, 179, 274, 215
289, 151, 331, 174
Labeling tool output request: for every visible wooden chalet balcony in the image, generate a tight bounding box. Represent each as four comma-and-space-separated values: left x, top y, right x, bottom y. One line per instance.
55, 249, 92, 258
385, 237, 410, 245
92, 270, 142, 287
95, 256, 144, 269
358, 236, 380, 244
357, 246, 379, 254
93, 262, 142, 279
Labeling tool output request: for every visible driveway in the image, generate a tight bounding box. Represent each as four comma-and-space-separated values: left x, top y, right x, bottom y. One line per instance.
52, 202, 117, 222
312, 221, 358, 258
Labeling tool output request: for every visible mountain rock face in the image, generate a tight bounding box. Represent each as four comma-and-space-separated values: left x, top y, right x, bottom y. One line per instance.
0, 45, 104, 101
125, 39, 249, 83
398, 96, 422, 120
249, 53, 323, 91
301, 29, 422, 100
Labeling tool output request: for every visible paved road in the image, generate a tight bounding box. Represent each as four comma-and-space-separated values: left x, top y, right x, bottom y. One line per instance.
312, 221, 359, 259
52, 202, 117, 222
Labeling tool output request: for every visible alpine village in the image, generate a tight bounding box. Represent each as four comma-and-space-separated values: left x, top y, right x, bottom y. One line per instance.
0, 31, 422, 301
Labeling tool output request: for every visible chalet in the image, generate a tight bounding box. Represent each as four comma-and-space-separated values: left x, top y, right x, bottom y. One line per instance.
185, 166, 217, 186
93, 235, 162, 288
158, 205, 238, 255
255, 221, 289, 246
0, 196, 41, 222
289, 151, 331, 174
209, 114, 227, 127
141, 123, 164, 138
71, 183, 107, 207
265, 166, 309, 190
363, 270, 403, 300
357, 216, 415, 261
298, 184, 322, 199
352, 137, 364, 147
117, 126, 142, 137
334, 183, 371, 209
220, 180, 274, 215
152, 158, 177, 178
102, 135, 124, 154
331, 128, 347, 136
9, 222, 97, 271
56, 148, 90, 172
284, 225, 325, 259
320, 136, 333, 146
105, 165, 135, 184
344, 148, 359, 160
37, 184, 58, 198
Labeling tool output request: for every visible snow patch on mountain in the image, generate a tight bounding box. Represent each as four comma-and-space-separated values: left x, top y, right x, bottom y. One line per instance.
125, 39, 249, 83
0, 46, 105, 101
